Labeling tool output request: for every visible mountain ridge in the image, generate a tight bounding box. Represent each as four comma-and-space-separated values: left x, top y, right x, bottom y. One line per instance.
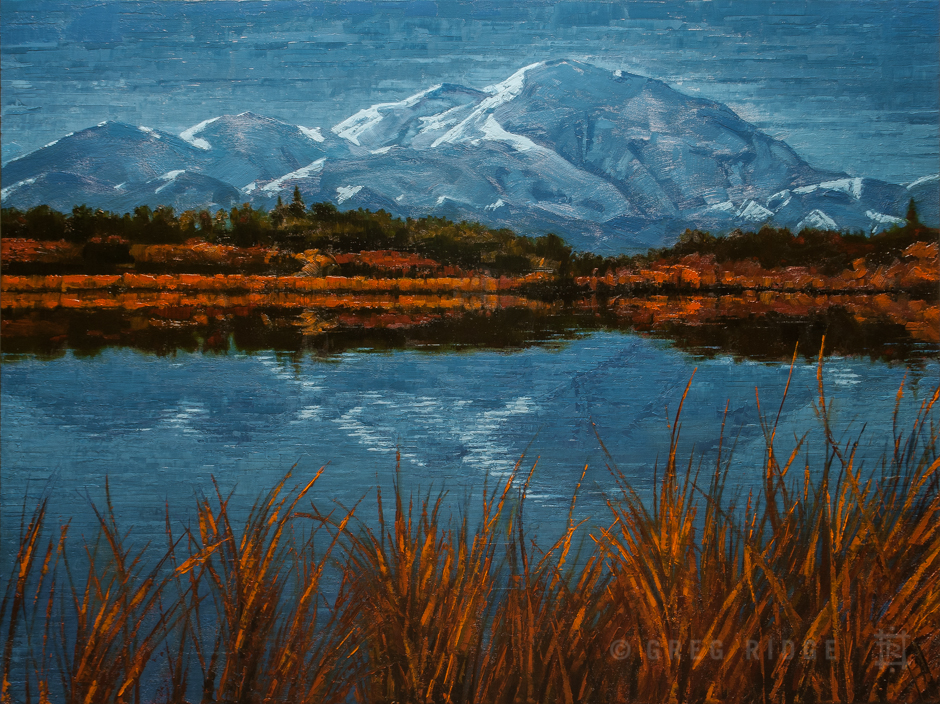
2, 59, 936, 252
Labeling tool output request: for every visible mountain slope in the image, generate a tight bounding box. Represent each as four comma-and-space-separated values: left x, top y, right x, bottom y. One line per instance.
181, 111, 351, 189
2, 122, 204, 188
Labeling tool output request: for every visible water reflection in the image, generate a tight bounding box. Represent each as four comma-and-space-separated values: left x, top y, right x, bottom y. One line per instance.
2, 290, 936, 363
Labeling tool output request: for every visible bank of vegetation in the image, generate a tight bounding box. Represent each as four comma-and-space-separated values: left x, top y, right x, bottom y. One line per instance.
585, 202, 938, 277
0, 191, 573, 278
577, 207, 938, 298
1, 196, 937, 299
3, 359, 939, 704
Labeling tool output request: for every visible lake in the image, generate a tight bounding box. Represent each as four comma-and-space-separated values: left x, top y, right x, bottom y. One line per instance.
3, 305, 937, 552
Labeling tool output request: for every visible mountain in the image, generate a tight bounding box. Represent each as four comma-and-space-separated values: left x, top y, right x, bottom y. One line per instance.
178, 111, 352, 190
907, 174, 940, 226
2, 59, 935, 251
2, 122, 202, 188
112, 171, 245, 214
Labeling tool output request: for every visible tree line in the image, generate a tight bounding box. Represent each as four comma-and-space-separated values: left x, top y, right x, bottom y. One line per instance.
0, 188, 574, 276
571, 200, 936, 277
2, 192, 934, 278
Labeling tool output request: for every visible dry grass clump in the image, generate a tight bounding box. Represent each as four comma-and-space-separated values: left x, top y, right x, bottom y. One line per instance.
586, 349, 940, 703
1, 484, 218, 704
343, 471, 509, 704
2, 343, 938, 703
168, 468, 360, 704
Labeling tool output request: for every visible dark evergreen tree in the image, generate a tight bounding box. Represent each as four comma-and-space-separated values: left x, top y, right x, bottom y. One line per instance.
288, 186, 306, 218
271, 195, 286, 228
906, 197, 920, 226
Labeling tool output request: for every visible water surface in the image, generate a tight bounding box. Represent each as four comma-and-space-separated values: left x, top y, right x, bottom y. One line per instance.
3, 328, 936, 553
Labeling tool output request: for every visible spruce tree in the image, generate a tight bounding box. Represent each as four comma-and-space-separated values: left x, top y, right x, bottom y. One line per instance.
289, 186, 306, 218
906, 197, 920, 226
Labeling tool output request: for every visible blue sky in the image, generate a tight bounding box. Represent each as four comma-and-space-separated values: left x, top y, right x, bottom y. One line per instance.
2, 0, 937, 184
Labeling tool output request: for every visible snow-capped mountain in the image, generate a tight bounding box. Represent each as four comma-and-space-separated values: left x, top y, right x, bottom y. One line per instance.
2, 59, 936, 251
2, 122, 201, 188
179, 112, 351, 190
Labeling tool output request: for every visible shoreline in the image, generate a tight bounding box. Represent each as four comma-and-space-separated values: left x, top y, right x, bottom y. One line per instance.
2, 290, 937, 354
2, 267, 937, 298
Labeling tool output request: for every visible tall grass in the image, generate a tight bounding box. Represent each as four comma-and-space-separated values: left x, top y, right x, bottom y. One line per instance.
167, 468, 360, 704
1, 484, 218, 704
2, 345, 938, 703
343, 468, 514, 704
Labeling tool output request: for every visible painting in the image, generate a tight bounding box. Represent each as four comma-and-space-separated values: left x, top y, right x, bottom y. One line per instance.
1, 1, 938, 702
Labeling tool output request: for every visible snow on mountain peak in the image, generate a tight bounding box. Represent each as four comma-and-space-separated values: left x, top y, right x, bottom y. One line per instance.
767, 190, 792, 209
298, 125, 324, 142
180, 117, 221, 150
481, 62, 543, 98
796, 209, 839, 231
738, 201, 774, 222
332, 84, 444, 146
865, 210, 906, 226
794, 177, 863, 200
336, 185, 363, 203
430, 63, 543, 149
0, 177, 38, 200
154, 170, 185, 193
479, 115, 541, 153
908, 173, 939, 189
417, 104, 468, 134
822, 177, 864, 200
706, 200, 736, 214
260, 158, 326, 192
